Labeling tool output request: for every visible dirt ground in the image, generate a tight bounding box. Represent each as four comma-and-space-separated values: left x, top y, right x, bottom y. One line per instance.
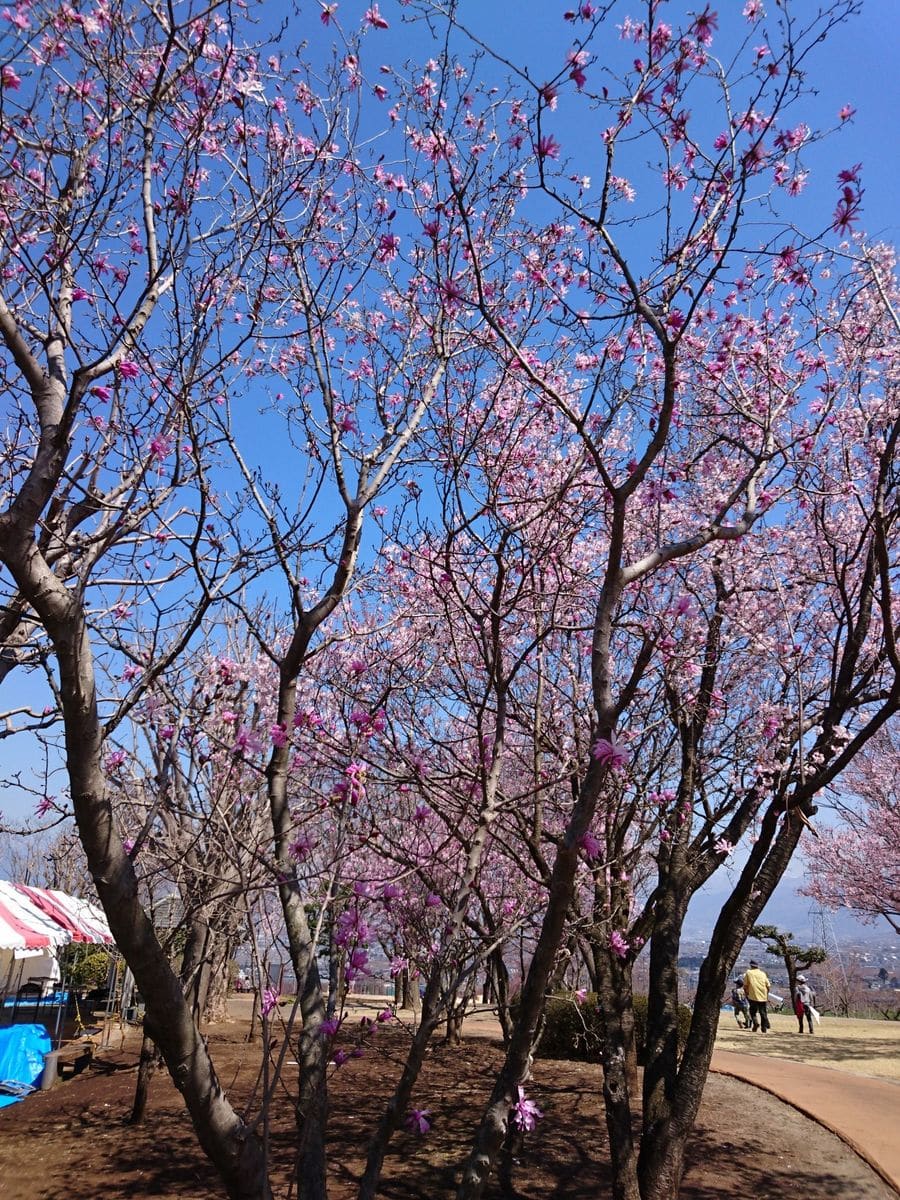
0, 1009, 895, 1200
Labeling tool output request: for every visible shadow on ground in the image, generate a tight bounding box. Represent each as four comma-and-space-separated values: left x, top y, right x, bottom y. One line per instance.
0, 1024, 893, 1199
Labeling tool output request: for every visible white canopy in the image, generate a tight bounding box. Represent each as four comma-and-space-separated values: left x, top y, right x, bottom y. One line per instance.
0, 881, 113, 951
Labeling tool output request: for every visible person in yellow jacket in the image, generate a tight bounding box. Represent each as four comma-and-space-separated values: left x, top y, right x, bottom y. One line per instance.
742, 959, 771, 1032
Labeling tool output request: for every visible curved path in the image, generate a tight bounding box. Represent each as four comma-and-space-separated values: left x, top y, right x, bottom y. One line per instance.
711, 1049, 900, 1195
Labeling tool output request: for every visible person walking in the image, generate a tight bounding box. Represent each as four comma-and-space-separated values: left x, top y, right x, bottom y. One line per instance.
794, 974, 816, 1034
730, 979, 752, 1028
743, 959, 771, 1032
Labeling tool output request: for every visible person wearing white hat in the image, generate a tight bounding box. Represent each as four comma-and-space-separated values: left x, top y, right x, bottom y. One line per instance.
794, 975, 816, 1034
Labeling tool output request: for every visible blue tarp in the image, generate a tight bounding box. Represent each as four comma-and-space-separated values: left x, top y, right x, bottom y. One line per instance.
1, 991, 69, 1008
0, 1024, 51, 1108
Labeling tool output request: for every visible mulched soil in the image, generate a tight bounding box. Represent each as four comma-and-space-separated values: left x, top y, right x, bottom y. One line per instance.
0, 1019, 893, 1199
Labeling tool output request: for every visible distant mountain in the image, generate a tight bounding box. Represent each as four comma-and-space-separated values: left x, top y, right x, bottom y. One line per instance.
682, 874, 886, 946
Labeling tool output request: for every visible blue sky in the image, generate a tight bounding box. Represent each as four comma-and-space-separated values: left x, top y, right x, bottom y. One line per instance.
322, 0, 900, 243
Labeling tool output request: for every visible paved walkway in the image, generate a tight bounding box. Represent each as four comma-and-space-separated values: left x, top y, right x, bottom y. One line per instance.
711, 1049, 900, 1195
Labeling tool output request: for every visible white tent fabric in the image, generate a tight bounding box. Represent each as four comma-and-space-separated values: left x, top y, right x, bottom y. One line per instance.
0, 882, 71, 952
0, 881, 113, 950
14, 885, 113, 946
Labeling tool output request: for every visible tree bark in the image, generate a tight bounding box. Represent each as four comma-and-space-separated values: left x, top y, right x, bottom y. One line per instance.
16, 570, 271, 1200
357, 969, 445, 1200
456, 768, 603, 1200
129, 1025, 161, 1126
594, 953, 640, 1200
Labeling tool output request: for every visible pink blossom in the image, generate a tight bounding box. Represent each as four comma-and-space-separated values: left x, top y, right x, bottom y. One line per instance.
566, 49, 588, 89
149, 433, 172, 461
123, 838, 135, 855
405, 1108, 431, 1134
2, 8, 30, 30
833, 188, 862, 236
349, 947, 369, 973
786, 172, 808, 197
511, 1087, 543, 1132
261, 987, 279, 1016
332, 1048, 349, 1067
714, 837, 734, 857
692, 7, 718, 45
609, 929, 630, 959
289, 833, 315, 862
293, 708, 323, 731
320, 3, 337, 24
105, 750, 126, 771
376, 233, 400, 262
578, 831, 602, 858
35, 795, 57, 818
333, 761, 367, 805
591, 732, 629, 772
439, 277, 465, 306
270, 722, 288, 748
364, 4, 388, 28
117, 359, 141, 380
838, 104, 856, 122
233, 726, 263, 757
319, 1017, 342, 1038
537, 134, 560, 160
1, 65, 21, 89
91, 385, 112, 402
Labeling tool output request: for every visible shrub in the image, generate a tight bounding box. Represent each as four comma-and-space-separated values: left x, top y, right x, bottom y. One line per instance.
531, 992, 693, 1064
64, 947, 111, 990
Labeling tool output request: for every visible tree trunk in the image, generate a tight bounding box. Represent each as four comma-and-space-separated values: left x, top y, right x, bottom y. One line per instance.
277, 881, 329, 1200
357, 969, 445, 1200
456, 812, 598, 1199
129, 1025, 161, 1125
641, 883, 690, 1150
181, 917, 212, 1021
204, 934, 233, 1024
637, 810, 806, 1200
397, 967, 417, 1011
481, 972, 492, 1006
594, 954, 640, 1200
444, 975, 474, 1045
36, 601, 272, 1200
491, 950, 514, 1046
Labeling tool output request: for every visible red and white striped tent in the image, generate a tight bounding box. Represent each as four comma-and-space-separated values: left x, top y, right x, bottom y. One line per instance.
0, 881, 112, 951
7, 884, 113, 947
0, 881, 114, 998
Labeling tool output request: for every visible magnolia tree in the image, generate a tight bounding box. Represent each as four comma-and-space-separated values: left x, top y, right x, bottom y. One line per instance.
2, 2, 898, 1200
803, 726, 900, 933
367, 5, 894, 1198
0, 0, 440, 1194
